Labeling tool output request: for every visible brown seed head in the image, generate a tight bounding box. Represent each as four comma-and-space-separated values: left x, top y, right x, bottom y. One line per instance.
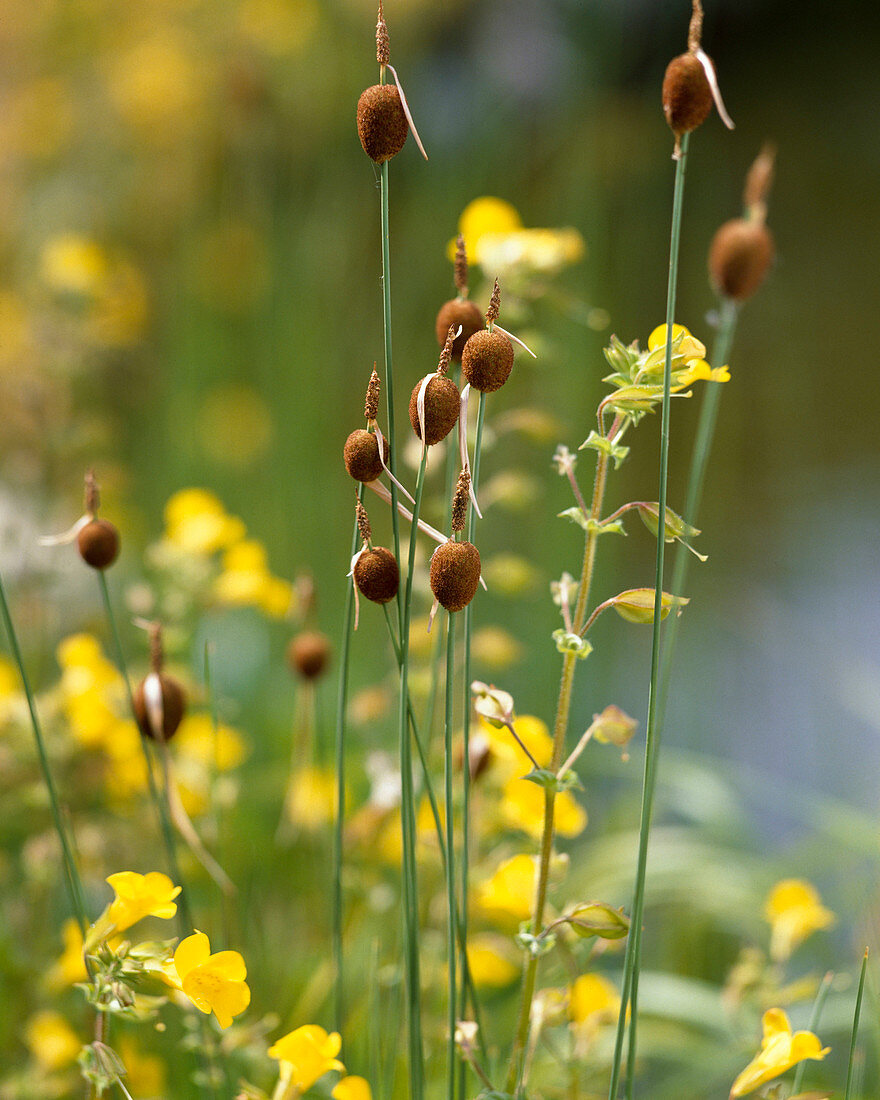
486, 278, 501, 327
365, 368, 381, 421
344, 429, 388, 482
287, 631, 332, 680
435, 298, 483, 361
356, 498, 373, 544
77, 518, 120, 570
662, 53, 712, 139
743, 143, 776, 219
461, 329, 514, 393
430, 540, 481, 613
376, 1, 390, 66
353, 546, 400, 604
357, 84, 408, 164
687, 0, 704, 53
452, 469, 470, 533
454, 234, 468, 295
409, 374, 460, 445
438, 324, 456, 376
84, 469, 100, 516
133, 672, 186, 742
708, 218, 774, 301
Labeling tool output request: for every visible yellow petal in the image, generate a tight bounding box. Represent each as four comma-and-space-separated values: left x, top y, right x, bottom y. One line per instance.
332, 1076, 372, 1100
174, 930, 212, 981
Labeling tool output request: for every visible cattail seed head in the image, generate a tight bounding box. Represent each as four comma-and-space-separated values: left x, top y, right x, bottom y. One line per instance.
461, 329, 514, 393
365, 368, 381, 421
409, 374, 460, 445
453, 234, 468, 295
486, 278, 501, 327
376, 2, 390, 66
133, 672, 186, 742
435, 298, 483, 361
344, 429, 388, 483
451, 469, 470, 533
287, 631, 332, 680
430, 540, 481, 613
708, 218, 774, 301
353, 547, 400, 604
357, 84, 408, 164
356, 498, 373, 544
662, 53, 713, 140
77, 518, 120, 570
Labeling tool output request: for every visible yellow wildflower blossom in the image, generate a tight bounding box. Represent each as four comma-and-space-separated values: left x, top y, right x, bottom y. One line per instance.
41, 234, 108, 296
474, 853, 537, 925
116, 1037, 166, 1097
171, 931, 250, 1030
332, 1076, 372, 1100
269, 1025, 345, 1092
285, 765, 337, 831
499, 773, 587, 840
570, 972, 620, 1027
106, 871, 181, 933
25, 1010, 81, 1071
213, 539, 293, 618
45, 918, 88, 990
729, 1008, 829, 1098
466, 934, 520, 988
765, 879, 835, 962
164, 489, 245, 556
452, 196, 522, 263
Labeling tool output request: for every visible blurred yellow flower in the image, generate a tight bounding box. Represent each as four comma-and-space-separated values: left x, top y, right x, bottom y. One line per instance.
213, 539, 293, 617
500, 774, 586, 840
765, 879, 835, 962
106, 871, 181, 933
467, 934, 519, 988
198, 384, 273, 466
332, 1075, 372, 1100
285, 766, 337, 832
729, 1008, 829, 1098
453, 196, 522, 262
45, 918, 88, 991
171, 930, 250, 1030
269, 1024, 345, 1091
174, 714, 247, 771
471, 625, 524, 669
25, 1010, 81, 1071
116, 1037, 166, 1097
474, 853, 537, 925
569, 972, 619, 1027
449, 196, 584, 276
480, 713, 553, 772
237, 0, 319, 56
164, 489, 246, 556
41, 234, 108, 296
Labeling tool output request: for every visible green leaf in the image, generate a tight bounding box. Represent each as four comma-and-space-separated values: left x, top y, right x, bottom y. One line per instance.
523, 767, 583, 793
606, 384, 663, 412
552, 629, 593, 658
608, 588, 689, 624
557, 507, 625, 537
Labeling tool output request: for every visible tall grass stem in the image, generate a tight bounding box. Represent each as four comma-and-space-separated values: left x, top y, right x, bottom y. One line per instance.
845, 950, 869, 1100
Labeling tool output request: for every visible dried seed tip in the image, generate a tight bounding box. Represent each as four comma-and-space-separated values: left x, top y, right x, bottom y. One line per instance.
461, 329, 514, 393
687, 0, 704, 53
147, 621, 163, 673
76, 518, 120, 570
430, 540, 481, 612
708, 218, 774, 301
486, 278, 501, 326
376, 1, 390, 66
744, 143, 776, 218
438, 324, 457, 375
409, 374, 460, 444
452, 469, 471, 532
344, 428, 389, 482
84, 469, 100, 516
365, 368, 381, 421
287, 630, 332, 680
353, 546, 400, 604
356, 497, 373, 544
435, 298, 483, 361
133, 672, 186, 742
662, 53, 713, 140
454, 234, 468, 295
357, 84, 408, 163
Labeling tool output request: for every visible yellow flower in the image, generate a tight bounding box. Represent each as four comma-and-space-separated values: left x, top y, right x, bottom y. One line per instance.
285, 765, 337, 831
164, 488, 246, 555
25, 1010, 81, 1071
499, 774, 587, 840
105, 871, 181, 933
41, 234, 108, 296
647, 322, 706, 359
570, 972, 620, 1028
213, 539, 293, 617
476, 227, 585, 275
171, 931, 250, 1030
269, 1024, 345, 1091
45, 918, 88, 990
729, 1008, 829, 1098
116, 1037, 166, 1097
467, 934, 520, 988
332, 1076, 372, 1100
474, 853, 537, 925
452, 196, 523, 262
480, 713, 554, 772
765, 879, 835, 962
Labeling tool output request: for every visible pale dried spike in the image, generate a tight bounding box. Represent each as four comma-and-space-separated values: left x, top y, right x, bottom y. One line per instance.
454, 234, 469, 296
347, 548, 365, 630
376, 1, 390, 66
415, 372, 433, 456
84, 469, 100, 516
142, 672, 166, 743
427, 593, 441, 633
437, 324, 458, 376
457, 384, 483, 519
147, 621, 163, 673
493, 322, 537, 359
365, 367, 381, 421
38, 513, 90, 546
696, 49, 734, 130
486, 279, 501, 326
365, 478, 448, 545
356, 498, 372, 545
687, 0, 704, 53
386, 63, 428, 160
743, 143, 776, 221
452, 469, 470, 533
373, 423, 416, 505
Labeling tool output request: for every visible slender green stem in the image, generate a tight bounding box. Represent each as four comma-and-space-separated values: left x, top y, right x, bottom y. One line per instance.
444, 611, 457, 1100
609, 129, 690, 1100
333, 501, 362, 1031
399, 448, 429, 1100
791, 970, 834, 1095
0, 568, 89, 934
845, 950, 869, 1100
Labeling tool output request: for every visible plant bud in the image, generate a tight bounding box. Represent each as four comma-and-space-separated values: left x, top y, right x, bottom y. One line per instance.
357, 84, 408, 163
353, 547, 399, 604
133, 672, 186, 742
287, 631, 332, 680
708, 218, 774, 301
430, 540, 481, 612
409, 375, 460, 444
344, 429, 388, 483
662, 53, 712, 139
435, 299, 483, 361
76, 518, 120, 570
461, 330, 514, 393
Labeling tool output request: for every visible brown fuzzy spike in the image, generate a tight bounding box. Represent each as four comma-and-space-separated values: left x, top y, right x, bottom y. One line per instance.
430, 540, 481, 612
353, 547, 400, 604
662, 53, 712, 140
708, 219, 774, 301
84, 469, 100, 515
287, 631, 332, 680
461, 329, 514, 393
365, 368, 381, 421
454, 234, 468, 295
744, 143, 776, 216
687, 0, 704, 52
77, 518, 120, 570
438, 325, 456, 375
452, 469, 470, 533
435, 298, 483, 361
357, 85, 408, 163
409, 374, 460, 445
376, 2, 390, 66
486, 278, 501, 326
356, 498, 373, 544
344, 429, 388, 483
